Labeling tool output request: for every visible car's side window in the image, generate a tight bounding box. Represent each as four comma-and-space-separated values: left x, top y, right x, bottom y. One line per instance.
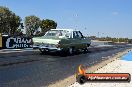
73, 31, 78, 38
76, 31, 81, 38
73, 31, 84, 38
78, 31, 84, 38
73, 31, 82, 38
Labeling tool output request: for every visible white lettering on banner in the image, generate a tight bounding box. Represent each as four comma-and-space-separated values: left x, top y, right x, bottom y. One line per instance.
26, 39, 31, 43
6, 38, 32, 48
22, 38, 26, 43
6, 37, 15, 48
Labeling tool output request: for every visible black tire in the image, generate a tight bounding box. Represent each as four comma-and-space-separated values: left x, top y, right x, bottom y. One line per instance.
76, 75, 87, 84
83, 48, 88, 53
83, 44, 90, 53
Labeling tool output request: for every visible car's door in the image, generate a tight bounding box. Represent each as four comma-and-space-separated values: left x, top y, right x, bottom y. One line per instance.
65, 31, 86, 50
71, 31, 78, 48
61, 31, 77, 49
71, 31, 82, 49
76, 31, 86, 49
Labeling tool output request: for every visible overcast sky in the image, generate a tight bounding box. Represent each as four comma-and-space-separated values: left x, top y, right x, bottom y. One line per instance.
0, 0, 132, 38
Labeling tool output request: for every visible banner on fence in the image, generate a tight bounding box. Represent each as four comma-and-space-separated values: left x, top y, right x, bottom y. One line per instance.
1, 36, 33, 49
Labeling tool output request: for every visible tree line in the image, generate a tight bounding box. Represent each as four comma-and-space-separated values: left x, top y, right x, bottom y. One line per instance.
89, 36, 132, 43
0, 6, 57, 36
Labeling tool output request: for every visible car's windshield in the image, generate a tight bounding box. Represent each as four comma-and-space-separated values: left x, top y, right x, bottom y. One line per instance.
44, 30, 72, 38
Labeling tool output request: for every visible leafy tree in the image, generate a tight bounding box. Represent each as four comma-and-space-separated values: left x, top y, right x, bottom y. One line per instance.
40, 19, 57, 34
24, 15, 40, 36
0, 6, 11, 33
89, 36, 97, 40
35, 31, 41, 36
15, 28, 23, 36
20, 23, 24, 29
128, 39, 132, 44
10, 14, 21, 35
0, 6, 21, 35
97, 36, 129, 43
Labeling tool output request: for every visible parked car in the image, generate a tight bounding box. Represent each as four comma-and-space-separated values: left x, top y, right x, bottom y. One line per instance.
33, 29, 91, 55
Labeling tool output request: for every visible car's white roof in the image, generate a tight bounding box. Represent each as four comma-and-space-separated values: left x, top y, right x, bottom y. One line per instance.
51, 29, 79, 32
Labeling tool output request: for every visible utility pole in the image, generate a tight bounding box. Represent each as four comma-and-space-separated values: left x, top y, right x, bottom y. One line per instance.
74, 14, 78, 30
97, 32, 99, 38
84, 27, 88, 37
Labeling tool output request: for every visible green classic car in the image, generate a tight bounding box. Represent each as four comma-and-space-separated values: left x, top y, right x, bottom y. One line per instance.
33, 29, 91, 55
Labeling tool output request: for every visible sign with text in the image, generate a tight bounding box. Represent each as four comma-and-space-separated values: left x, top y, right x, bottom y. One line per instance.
2, 37, 33, 49
76, 65, 131, 84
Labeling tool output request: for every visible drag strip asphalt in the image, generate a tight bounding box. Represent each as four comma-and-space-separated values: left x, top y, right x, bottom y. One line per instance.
0, 45, 131, 87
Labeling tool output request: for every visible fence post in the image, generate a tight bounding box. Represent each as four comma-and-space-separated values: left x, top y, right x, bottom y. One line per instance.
0, 33, 2, 48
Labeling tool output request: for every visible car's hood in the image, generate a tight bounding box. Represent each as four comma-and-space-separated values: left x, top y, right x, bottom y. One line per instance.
33, 36, 61, 44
